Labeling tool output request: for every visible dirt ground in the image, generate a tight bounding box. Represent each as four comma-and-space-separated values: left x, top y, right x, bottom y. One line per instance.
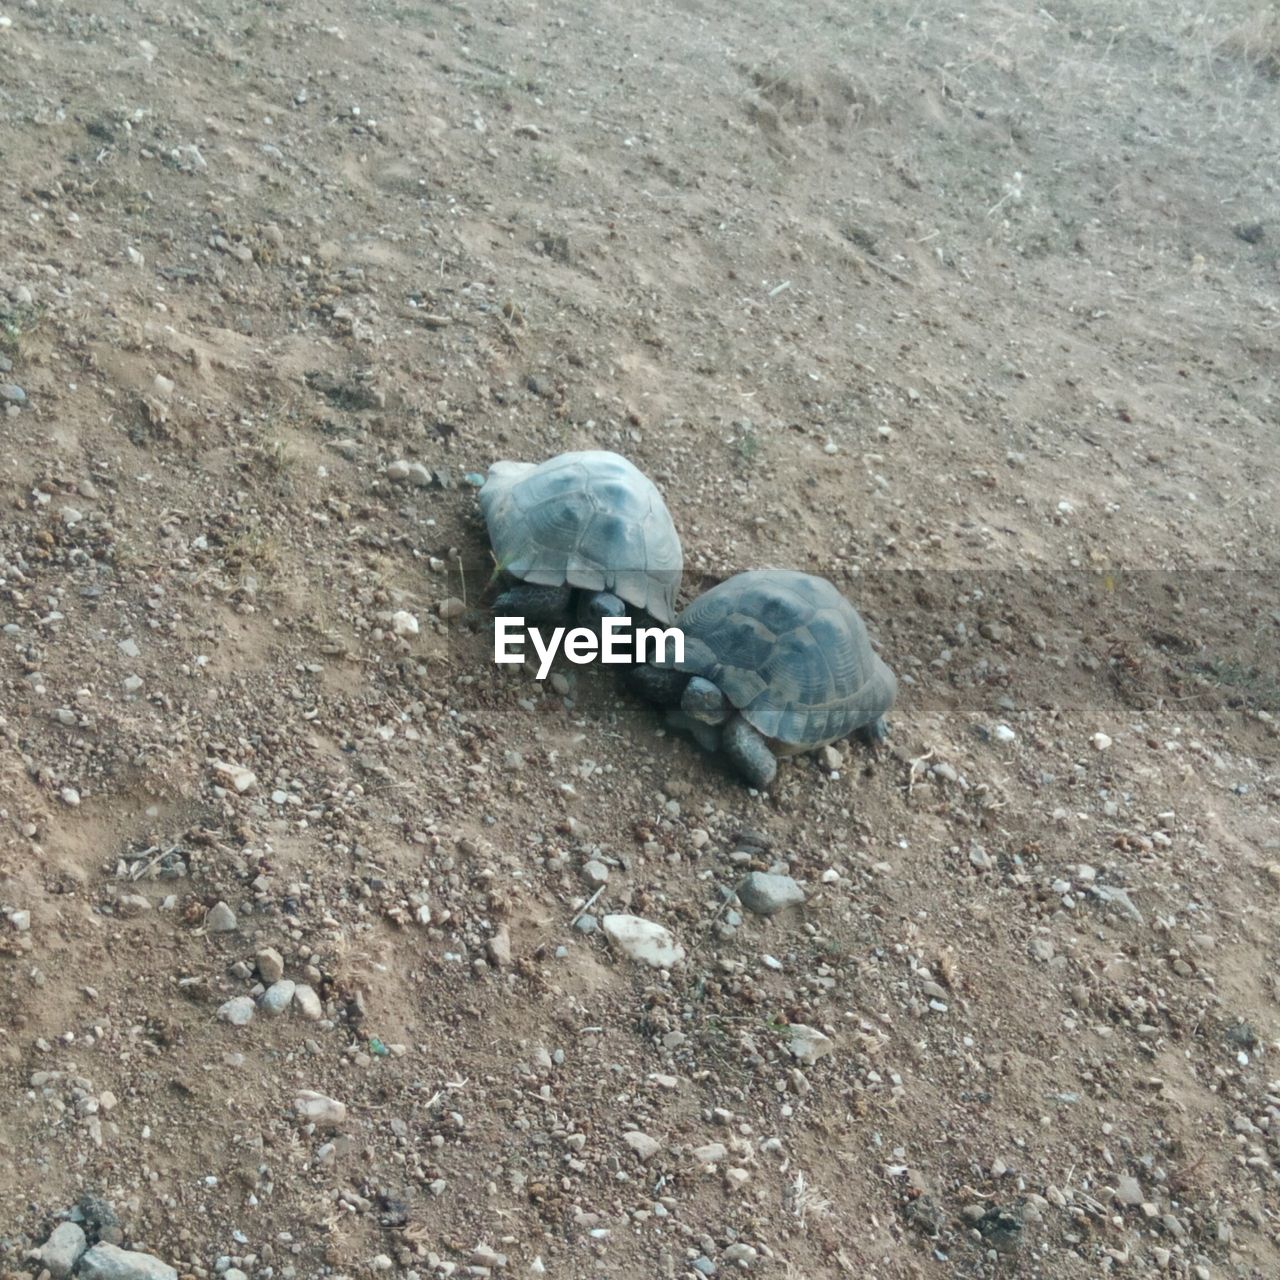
1, 0, 1279, 1277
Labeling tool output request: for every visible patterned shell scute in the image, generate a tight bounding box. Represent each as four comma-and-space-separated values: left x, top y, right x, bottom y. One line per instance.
667, 570, 897, 747
480, 450, 683, 623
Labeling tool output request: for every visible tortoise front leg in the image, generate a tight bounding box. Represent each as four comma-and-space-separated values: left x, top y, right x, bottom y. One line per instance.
855, 716, 891, 748
723, 715, 778, 790
626, 663, 690, 707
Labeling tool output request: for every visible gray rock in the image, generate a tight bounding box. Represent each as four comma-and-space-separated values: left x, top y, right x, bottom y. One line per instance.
735, 872, 805, 916
1028, 937, 1055, 963
573, 914, 598, 935
623, 1130, 661, 1161
79, 1243, 178, 1280
205, 901, 237, 932
259, 979, 296, 1015
35, 1222, 87, 1278
217, 996, 255, 1026
0, 383, 27, 404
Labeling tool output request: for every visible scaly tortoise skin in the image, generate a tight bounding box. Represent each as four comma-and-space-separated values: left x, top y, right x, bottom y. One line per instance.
479, 450, 683, 625
629, 569, 897, 788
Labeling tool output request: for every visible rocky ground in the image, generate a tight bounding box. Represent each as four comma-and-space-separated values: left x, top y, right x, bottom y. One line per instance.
1, 1, 1279, 1278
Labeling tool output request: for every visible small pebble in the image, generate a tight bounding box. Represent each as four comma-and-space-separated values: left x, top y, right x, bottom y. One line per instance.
294, 984, 323, 1019
257, 947, 285, 983
487, 924, 512, 968
581, 859, 609, 887
205, 901, 238, 932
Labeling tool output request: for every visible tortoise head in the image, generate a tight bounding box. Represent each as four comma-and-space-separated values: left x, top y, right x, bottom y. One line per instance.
681, 676, 730, 725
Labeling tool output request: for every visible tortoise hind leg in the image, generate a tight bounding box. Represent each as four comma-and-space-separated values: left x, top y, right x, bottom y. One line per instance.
493, 581, 572, 624
723, 715, 778, 790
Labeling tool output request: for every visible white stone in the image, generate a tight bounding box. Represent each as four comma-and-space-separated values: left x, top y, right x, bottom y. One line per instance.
602, 914, 685, 968
1115, 1174, 1144, 1206
1092, 732, 1112, 752
212, 760, 256, 792
391, 610, 419, 637
294, 984, 323, 1019
294, 1090, 346, 1127
217, 996, 255, 1027
785, 1024, 834, 1065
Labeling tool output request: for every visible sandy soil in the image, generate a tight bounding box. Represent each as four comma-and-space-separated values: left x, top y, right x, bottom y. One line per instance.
1, 1, 1278, 1278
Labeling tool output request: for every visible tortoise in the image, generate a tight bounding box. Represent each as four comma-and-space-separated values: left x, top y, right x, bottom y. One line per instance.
628, 569, 896, 789
479, 450, 683, 625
